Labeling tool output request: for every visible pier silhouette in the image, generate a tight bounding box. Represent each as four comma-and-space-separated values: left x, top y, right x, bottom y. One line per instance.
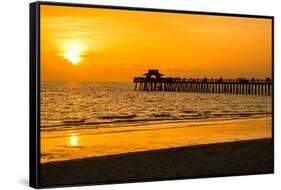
133, 70, 272, 95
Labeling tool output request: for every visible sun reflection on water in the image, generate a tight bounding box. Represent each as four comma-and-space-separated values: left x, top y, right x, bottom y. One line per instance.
70, 133, 78, 147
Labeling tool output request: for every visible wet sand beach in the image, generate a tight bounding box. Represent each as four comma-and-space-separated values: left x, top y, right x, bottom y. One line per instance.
41, 117, 272, 163
40, 138, 273, 187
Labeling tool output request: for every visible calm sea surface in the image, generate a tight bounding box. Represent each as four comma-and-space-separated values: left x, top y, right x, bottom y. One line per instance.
41, 81, 272, 132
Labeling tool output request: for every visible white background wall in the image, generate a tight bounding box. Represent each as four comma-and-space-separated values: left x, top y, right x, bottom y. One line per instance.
0, 0, 279, 189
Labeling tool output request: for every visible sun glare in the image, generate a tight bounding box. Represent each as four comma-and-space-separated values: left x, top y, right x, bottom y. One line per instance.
65, 52, 80, 65
70, 133, 78, 146
62, 41, 86, 65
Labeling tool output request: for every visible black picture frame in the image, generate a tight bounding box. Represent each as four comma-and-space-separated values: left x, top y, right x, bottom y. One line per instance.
30, 1, 274, 188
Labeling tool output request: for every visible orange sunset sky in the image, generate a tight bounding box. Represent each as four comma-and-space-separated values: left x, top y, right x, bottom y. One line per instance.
40, 5, 272, 82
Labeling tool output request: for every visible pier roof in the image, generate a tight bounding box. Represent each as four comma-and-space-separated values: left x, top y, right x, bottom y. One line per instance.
143, 70, 164, 78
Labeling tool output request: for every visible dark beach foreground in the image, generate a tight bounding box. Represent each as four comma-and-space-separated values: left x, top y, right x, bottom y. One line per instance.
40, 138, 273, 187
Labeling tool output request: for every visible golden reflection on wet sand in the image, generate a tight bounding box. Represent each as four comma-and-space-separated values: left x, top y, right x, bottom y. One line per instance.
40, 117, 272, 163
69, 133, 78, 147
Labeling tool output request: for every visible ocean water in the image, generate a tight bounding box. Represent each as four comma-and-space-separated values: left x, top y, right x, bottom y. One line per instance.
40, 81, 272, 132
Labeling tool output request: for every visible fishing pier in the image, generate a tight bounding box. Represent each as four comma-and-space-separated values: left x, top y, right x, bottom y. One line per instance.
133, 70, 272, 95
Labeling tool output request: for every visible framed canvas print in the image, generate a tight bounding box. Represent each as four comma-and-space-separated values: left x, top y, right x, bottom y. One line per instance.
30, 1, 274, 188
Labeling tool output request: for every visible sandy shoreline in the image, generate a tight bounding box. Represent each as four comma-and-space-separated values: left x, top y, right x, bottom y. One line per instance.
40, 138, 273, 187
41, 117, 272, 163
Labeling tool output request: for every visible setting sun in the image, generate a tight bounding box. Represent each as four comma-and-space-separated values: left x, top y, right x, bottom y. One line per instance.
62, 41, 86, 65
64, 52, 80, 65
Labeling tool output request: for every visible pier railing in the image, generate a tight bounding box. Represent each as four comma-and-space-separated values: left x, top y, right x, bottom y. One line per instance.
133, 77, 272, 95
